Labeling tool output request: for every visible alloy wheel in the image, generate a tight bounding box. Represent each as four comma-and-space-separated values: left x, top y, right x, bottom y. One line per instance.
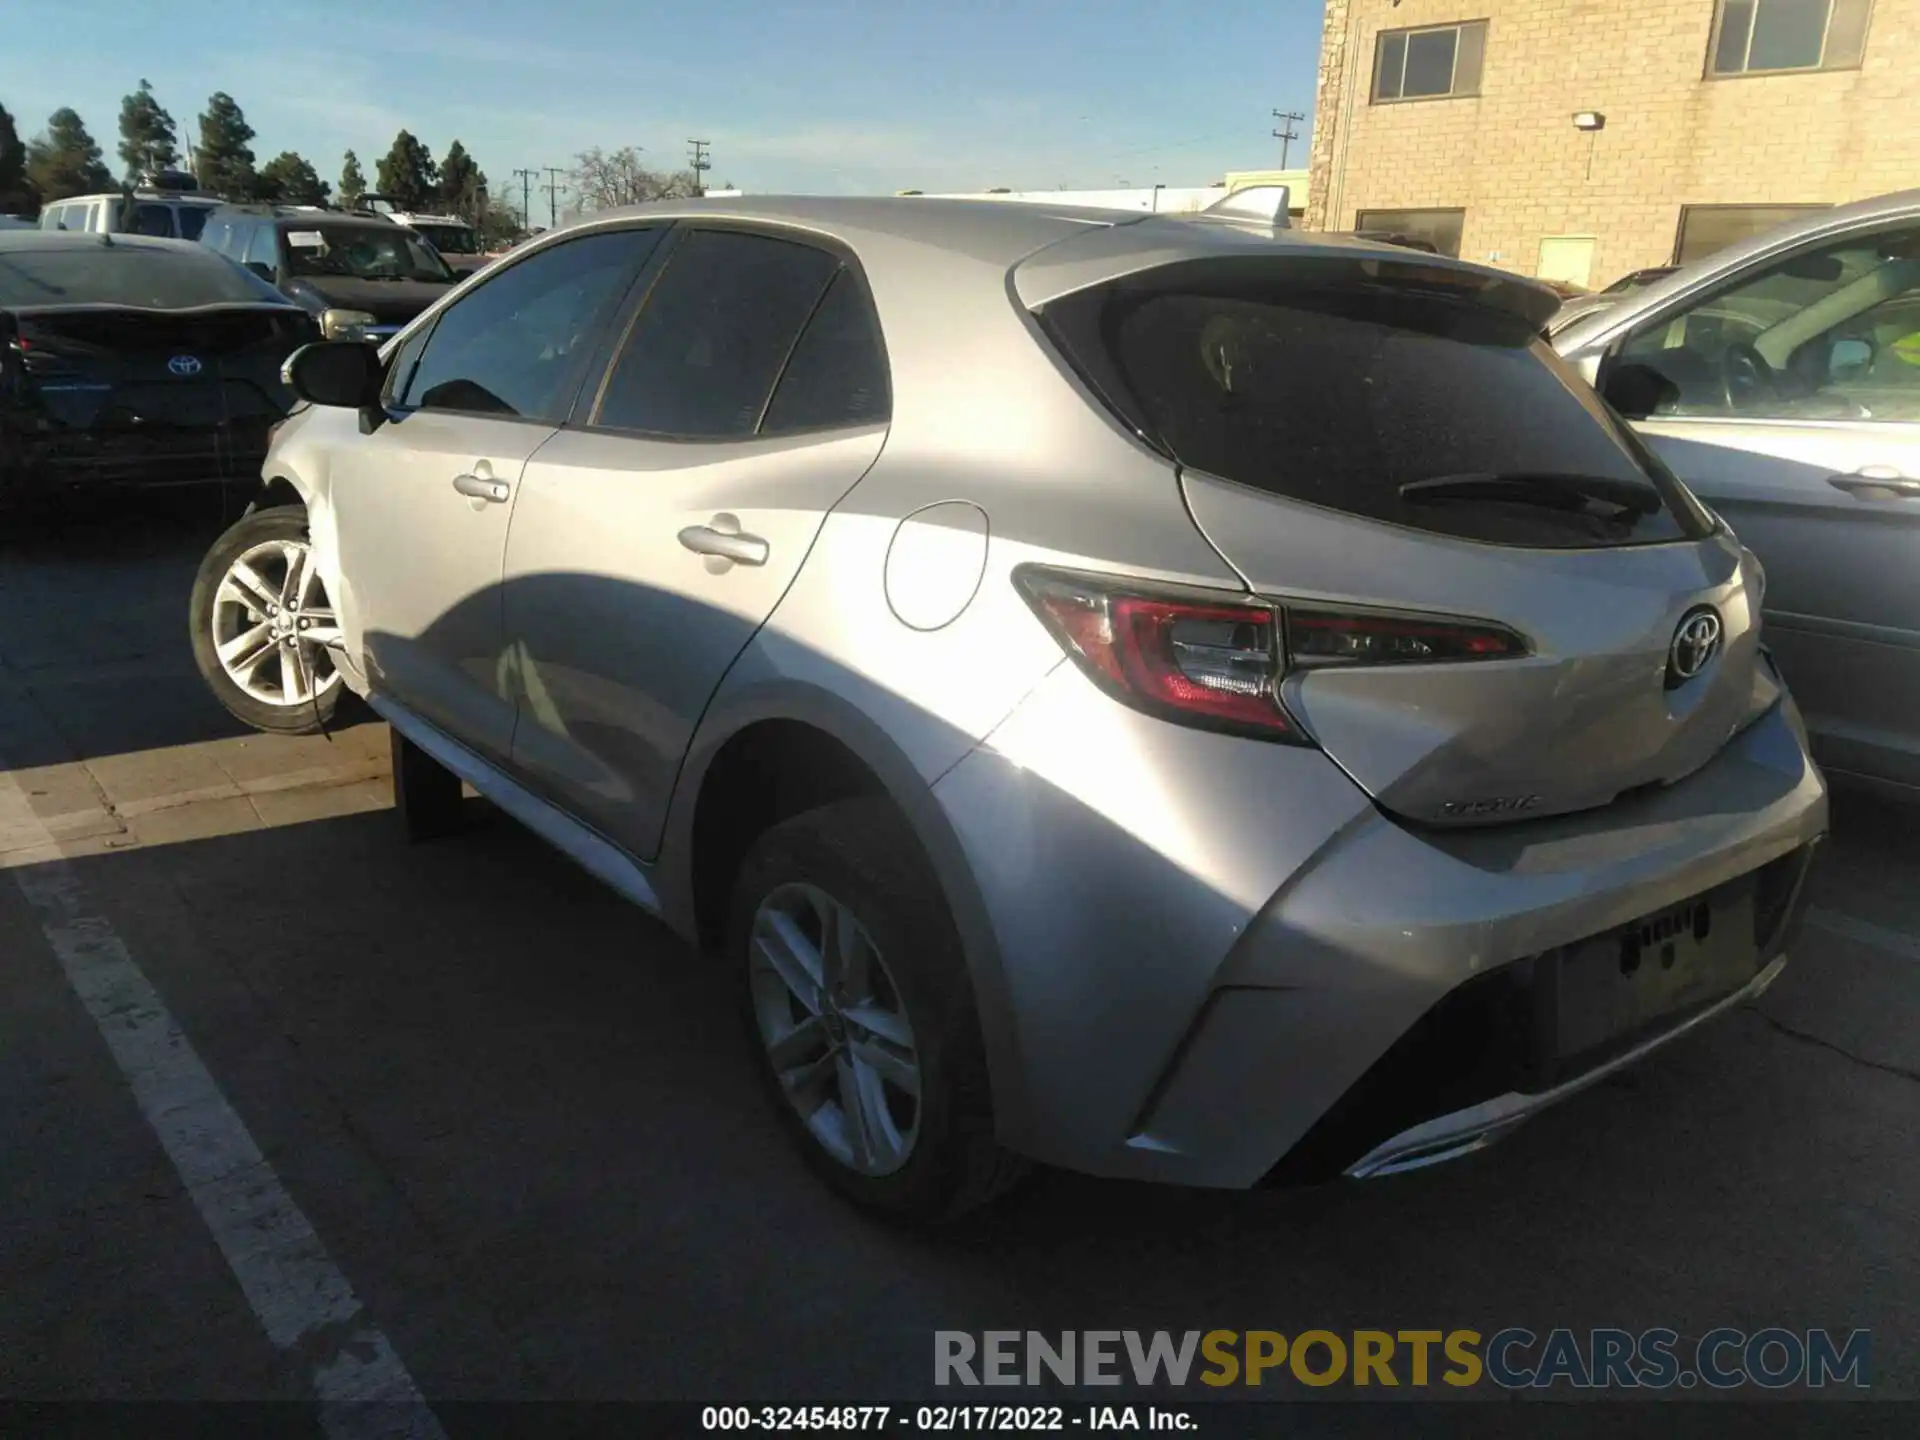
210, 538, 343, 710
749, 882, 923, 1176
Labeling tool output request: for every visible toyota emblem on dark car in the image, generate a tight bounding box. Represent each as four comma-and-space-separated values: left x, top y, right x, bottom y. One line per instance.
167, 354, 203, 377
1666, 607, 1724, 688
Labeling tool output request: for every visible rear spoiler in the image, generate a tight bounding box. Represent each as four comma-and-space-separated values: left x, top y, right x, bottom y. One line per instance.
1198, 185, 1291, 229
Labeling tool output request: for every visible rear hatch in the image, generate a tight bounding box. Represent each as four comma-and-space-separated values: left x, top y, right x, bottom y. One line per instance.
16, 305, 312, 442
1027, 244, 1775, 826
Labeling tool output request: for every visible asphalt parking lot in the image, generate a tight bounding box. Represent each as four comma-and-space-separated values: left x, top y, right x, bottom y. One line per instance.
1, 494, 1915, 1429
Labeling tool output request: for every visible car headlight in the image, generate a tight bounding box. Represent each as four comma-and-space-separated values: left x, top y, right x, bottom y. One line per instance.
319, 308, 379, 341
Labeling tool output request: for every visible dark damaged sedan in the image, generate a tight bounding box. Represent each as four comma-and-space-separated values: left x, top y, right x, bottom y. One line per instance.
1, 231, 316, 498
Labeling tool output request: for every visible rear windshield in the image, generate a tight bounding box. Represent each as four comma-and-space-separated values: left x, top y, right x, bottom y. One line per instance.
1039, 257, 1714, 549
0, 243, 285, 309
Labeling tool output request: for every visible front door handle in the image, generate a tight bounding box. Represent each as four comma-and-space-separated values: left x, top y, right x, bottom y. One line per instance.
678, 513, 769, 567
452, 472, 511, 503
1828, 466, 1920, 499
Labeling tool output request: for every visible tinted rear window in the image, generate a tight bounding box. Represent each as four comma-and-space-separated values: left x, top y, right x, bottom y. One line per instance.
176, 207, 211, 241
1039, 257, 1713, 549
0, 244, 285, 309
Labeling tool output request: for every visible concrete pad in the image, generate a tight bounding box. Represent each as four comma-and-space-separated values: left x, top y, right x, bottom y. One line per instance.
125, 795, 264, 848
216, 724, 389, 793
248, 778, 392, 828
86, 742, 242, 816
0, 761, 122, 855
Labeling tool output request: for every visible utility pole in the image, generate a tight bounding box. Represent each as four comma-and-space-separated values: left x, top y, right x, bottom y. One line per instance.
541, 166, 565, 228
1271, 109, 1306, 169
512, 167, 536, 230
686, 139, 711, 197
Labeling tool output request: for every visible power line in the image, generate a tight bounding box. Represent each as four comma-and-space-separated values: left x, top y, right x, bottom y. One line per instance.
540, 165, 565, 228
1271, 110, 1306, 169
686, 139, 711, 197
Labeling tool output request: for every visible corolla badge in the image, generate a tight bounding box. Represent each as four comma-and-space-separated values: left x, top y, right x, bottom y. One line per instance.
166, 354, 203, 377
1666, 606, 1724, 688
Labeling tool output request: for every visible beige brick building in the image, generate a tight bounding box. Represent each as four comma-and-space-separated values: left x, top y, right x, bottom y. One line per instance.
1306, 0, 1920, 288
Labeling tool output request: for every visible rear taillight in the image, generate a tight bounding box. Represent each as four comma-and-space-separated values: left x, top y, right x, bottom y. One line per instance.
1017, 569, 1298, 741
1015, 567, 1528, 744
14, 336, 82, 376
1287, 605, 1527, 668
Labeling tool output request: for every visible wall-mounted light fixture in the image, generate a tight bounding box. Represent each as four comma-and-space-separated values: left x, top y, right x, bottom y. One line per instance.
1573, 111, 1606, 131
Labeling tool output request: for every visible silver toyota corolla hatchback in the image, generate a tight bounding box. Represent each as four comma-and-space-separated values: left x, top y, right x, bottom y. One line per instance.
188, 196, 1829, 1222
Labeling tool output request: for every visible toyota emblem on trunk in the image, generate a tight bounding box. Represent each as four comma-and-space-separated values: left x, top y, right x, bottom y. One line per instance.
167, 354, 203, 377
1666, 607, 1723, 688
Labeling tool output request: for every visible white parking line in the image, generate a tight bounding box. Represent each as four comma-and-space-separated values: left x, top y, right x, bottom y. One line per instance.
0, 765, 446, 1440
1807, 908, 1920, 963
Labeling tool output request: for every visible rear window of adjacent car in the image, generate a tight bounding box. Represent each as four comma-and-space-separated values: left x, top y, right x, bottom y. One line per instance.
0, 244, 288, 309
1038, 256, 1714, 549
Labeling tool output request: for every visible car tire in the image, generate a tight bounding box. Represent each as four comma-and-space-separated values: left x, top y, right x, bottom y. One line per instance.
727, 798, 1028, 1224
189, 506, 344, 735
390, 727, 466, 842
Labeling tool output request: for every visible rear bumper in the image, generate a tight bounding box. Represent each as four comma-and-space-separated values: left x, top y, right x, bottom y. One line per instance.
1278, 837, 1818, 1183
1341, 952, 1792, 1180
932, 663, 1828, 1188
2, 428, 268, 490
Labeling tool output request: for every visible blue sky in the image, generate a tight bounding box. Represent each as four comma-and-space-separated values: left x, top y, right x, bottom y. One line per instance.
0, 0, 1325, 211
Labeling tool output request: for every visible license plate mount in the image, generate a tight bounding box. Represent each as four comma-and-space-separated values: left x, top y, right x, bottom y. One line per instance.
1545, 880, 1760, 1069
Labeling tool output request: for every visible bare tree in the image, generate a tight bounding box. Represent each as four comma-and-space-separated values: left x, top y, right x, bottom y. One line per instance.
568, 146, 701, 211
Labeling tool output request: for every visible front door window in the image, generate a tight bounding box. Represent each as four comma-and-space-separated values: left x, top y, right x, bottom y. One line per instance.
1617, 225, 1920, 423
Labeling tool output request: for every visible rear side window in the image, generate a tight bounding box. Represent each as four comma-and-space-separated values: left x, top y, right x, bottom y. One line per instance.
593, 229, 841, 438
1039, 257, 1713, 550
0, 246, 289, 308
760, 269, 890, 433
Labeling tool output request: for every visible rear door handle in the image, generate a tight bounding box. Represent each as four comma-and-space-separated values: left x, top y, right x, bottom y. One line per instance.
452, 472, 511, 503
678, 514, 769, 567
1828, 467, 1920, 499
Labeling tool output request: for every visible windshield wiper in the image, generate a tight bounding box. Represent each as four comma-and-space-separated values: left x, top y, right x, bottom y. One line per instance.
1398, 471, 1662, 517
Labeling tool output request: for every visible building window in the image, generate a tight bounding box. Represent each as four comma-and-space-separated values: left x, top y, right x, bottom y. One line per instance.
1354, 208, 1466, 259
1709, 0, 1872, 76
1674, 204, 1833, 263
1373, 21, 1487, 102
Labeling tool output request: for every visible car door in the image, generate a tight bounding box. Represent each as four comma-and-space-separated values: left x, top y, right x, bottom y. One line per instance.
326, 226, 660, 763
1601, 220, 1920, 788
501, 224, 891, 859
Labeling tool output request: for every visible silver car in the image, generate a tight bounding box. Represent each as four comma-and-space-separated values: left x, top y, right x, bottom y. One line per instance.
1555, 189, 1920, 800
188, 197, 1828, 1221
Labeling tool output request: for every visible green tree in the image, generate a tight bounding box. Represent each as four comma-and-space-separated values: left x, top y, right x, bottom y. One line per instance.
256, 151, 329, 206
195, 92, 256, 200
116, 77, 178, 181
374, 130, 436, 211
339, 149, 366, 209
437, 139, 486, 220
0, 101, 35, 214
24, 107, 112, 203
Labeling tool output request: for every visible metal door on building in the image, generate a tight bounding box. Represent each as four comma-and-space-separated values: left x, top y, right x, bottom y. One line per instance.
1537, 236, 1597, 290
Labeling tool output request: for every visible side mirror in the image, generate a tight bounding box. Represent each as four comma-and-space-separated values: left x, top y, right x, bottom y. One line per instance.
1828, 337, 1874, 381
281, 341, 385, 410
1601, 361, 1680, 421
